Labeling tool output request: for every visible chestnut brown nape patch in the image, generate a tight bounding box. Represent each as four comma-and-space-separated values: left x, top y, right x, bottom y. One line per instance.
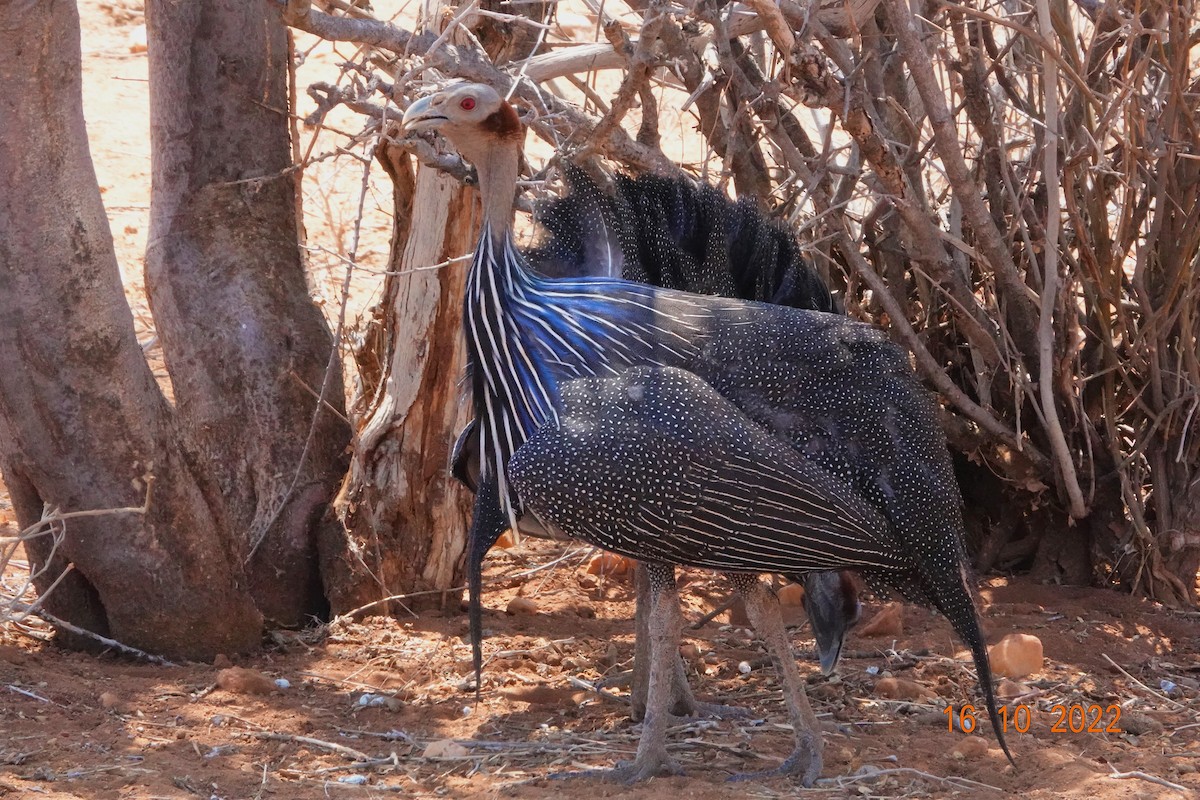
482, 101, 522, 140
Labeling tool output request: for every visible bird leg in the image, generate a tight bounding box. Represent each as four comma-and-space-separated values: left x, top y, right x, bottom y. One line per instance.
631, 563, 747, 722
612, 562, 685, 781
726, 573, 824, 786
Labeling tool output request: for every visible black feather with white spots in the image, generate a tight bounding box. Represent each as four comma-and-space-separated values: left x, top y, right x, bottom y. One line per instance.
510, 366, 907, 574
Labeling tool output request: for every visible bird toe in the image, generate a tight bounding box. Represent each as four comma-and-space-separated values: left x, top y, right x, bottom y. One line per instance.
728, 732, 822, 786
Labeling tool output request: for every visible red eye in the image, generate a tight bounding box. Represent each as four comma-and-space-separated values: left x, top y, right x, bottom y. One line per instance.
460, 97, 476, 111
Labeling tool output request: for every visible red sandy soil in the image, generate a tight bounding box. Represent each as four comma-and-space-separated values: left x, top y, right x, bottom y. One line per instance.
2, 533, 1198, 799
1, 3, 1196, 799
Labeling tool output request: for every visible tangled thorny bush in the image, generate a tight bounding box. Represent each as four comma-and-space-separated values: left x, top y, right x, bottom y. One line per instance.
284, 0, 1200, 605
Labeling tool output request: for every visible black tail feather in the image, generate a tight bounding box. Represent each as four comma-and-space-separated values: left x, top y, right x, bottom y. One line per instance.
929, 569, 1014, 765
467, 478, 509, 701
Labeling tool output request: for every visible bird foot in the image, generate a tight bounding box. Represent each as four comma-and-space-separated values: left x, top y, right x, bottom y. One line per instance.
678, 700, 750, 722
634, 695, 749, 723
606, 752, 685, 783
727, 733, 822, 787
548, 752, 683, 784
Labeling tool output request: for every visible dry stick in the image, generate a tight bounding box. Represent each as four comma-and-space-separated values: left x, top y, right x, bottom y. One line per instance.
3, 495, 151, 628
1032, 0, 1088, 519
1108, 767, 1190, 794
826, 766, 1004, 792
284, 2, 675, 174
689, 594, 739, 630
742, 0, 794, 53
10, 606, 177, 667
887, 0, 1085, 510
523, 43, 624, 83
581, 11, 665, 155
881, 0, 1042, 365
779, 4, 1005, 370
937, 0, 1103, 112
1101, 653, 1191, 712
245, 731, 374, 762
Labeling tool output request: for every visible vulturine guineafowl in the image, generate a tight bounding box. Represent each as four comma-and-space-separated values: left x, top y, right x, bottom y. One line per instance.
402, 83, 1011, 784
452, 163, 859, 717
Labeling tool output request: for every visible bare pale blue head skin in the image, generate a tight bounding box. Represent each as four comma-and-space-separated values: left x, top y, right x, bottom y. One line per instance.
801, 571, 861, 675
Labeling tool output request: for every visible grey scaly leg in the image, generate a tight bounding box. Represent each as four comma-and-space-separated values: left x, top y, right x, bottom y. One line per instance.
618, 561, 685, 781
726, 573, 823, 786
547, 562, 684, 783
631, 563, 749, 722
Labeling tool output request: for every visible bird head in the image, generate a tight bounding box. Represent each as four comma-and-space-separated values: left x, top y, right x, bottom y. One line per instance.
401, 83, 523, 165
802, 571, 861, 675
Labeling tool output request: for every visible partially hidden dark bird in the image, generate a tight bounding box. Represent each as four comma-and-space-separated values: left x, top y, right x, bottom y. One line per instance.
525, 165, 860, 700
402, 82, 1012, 784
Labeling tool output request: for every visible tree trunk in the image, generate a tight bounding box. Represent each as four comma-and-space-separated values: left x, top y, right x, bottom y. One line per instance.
0, 0, 261, 659
329, 144, 474, 615
144, 0, 350, 625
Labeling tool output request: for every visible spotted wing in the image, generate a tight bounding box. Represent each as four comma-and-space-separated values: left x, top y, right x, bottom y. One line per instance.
508, 366, 910, 575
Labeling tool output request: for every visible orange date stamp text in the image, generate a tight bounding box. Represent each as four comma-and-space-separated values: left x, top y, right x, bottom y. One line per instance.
946, 703, 1122, 734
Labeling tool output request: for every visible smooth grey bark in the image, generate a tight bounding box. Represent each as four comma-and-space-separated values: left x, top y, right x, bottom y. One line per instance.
0, 0, 262, 658
144, 0, 350, 624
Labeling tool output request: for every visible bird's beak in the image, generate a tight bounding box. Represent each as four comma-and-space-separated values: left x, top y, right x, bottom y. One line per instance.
401, 94, 445, 133
816, 639, 844, 676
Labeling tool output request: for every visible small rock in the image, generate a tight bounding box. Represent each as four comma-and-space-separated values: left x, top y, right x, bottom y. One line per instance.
571, 604, 596, 619
98, 691, 123, 710
423, 739, 469, 759
274, 678, 291, 690
127, 24, 147, 54
777, 583, 805, 607
858, 603, 904, 638
988, 633, 1043, 679
727, 597, 751, 628
597, 641, 620, 670
951, 737, 989, 760
216, 667, 276, 696
738, 660, 753, 675
501, 685, 572, 706
506, 597, 538, 615
586, 552, 634, 577
1118, 710, 1163, 735
494, 530, 516, 549
212, 653, 233, 669
873, 677, 934, 701
0, 646, 28, 665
